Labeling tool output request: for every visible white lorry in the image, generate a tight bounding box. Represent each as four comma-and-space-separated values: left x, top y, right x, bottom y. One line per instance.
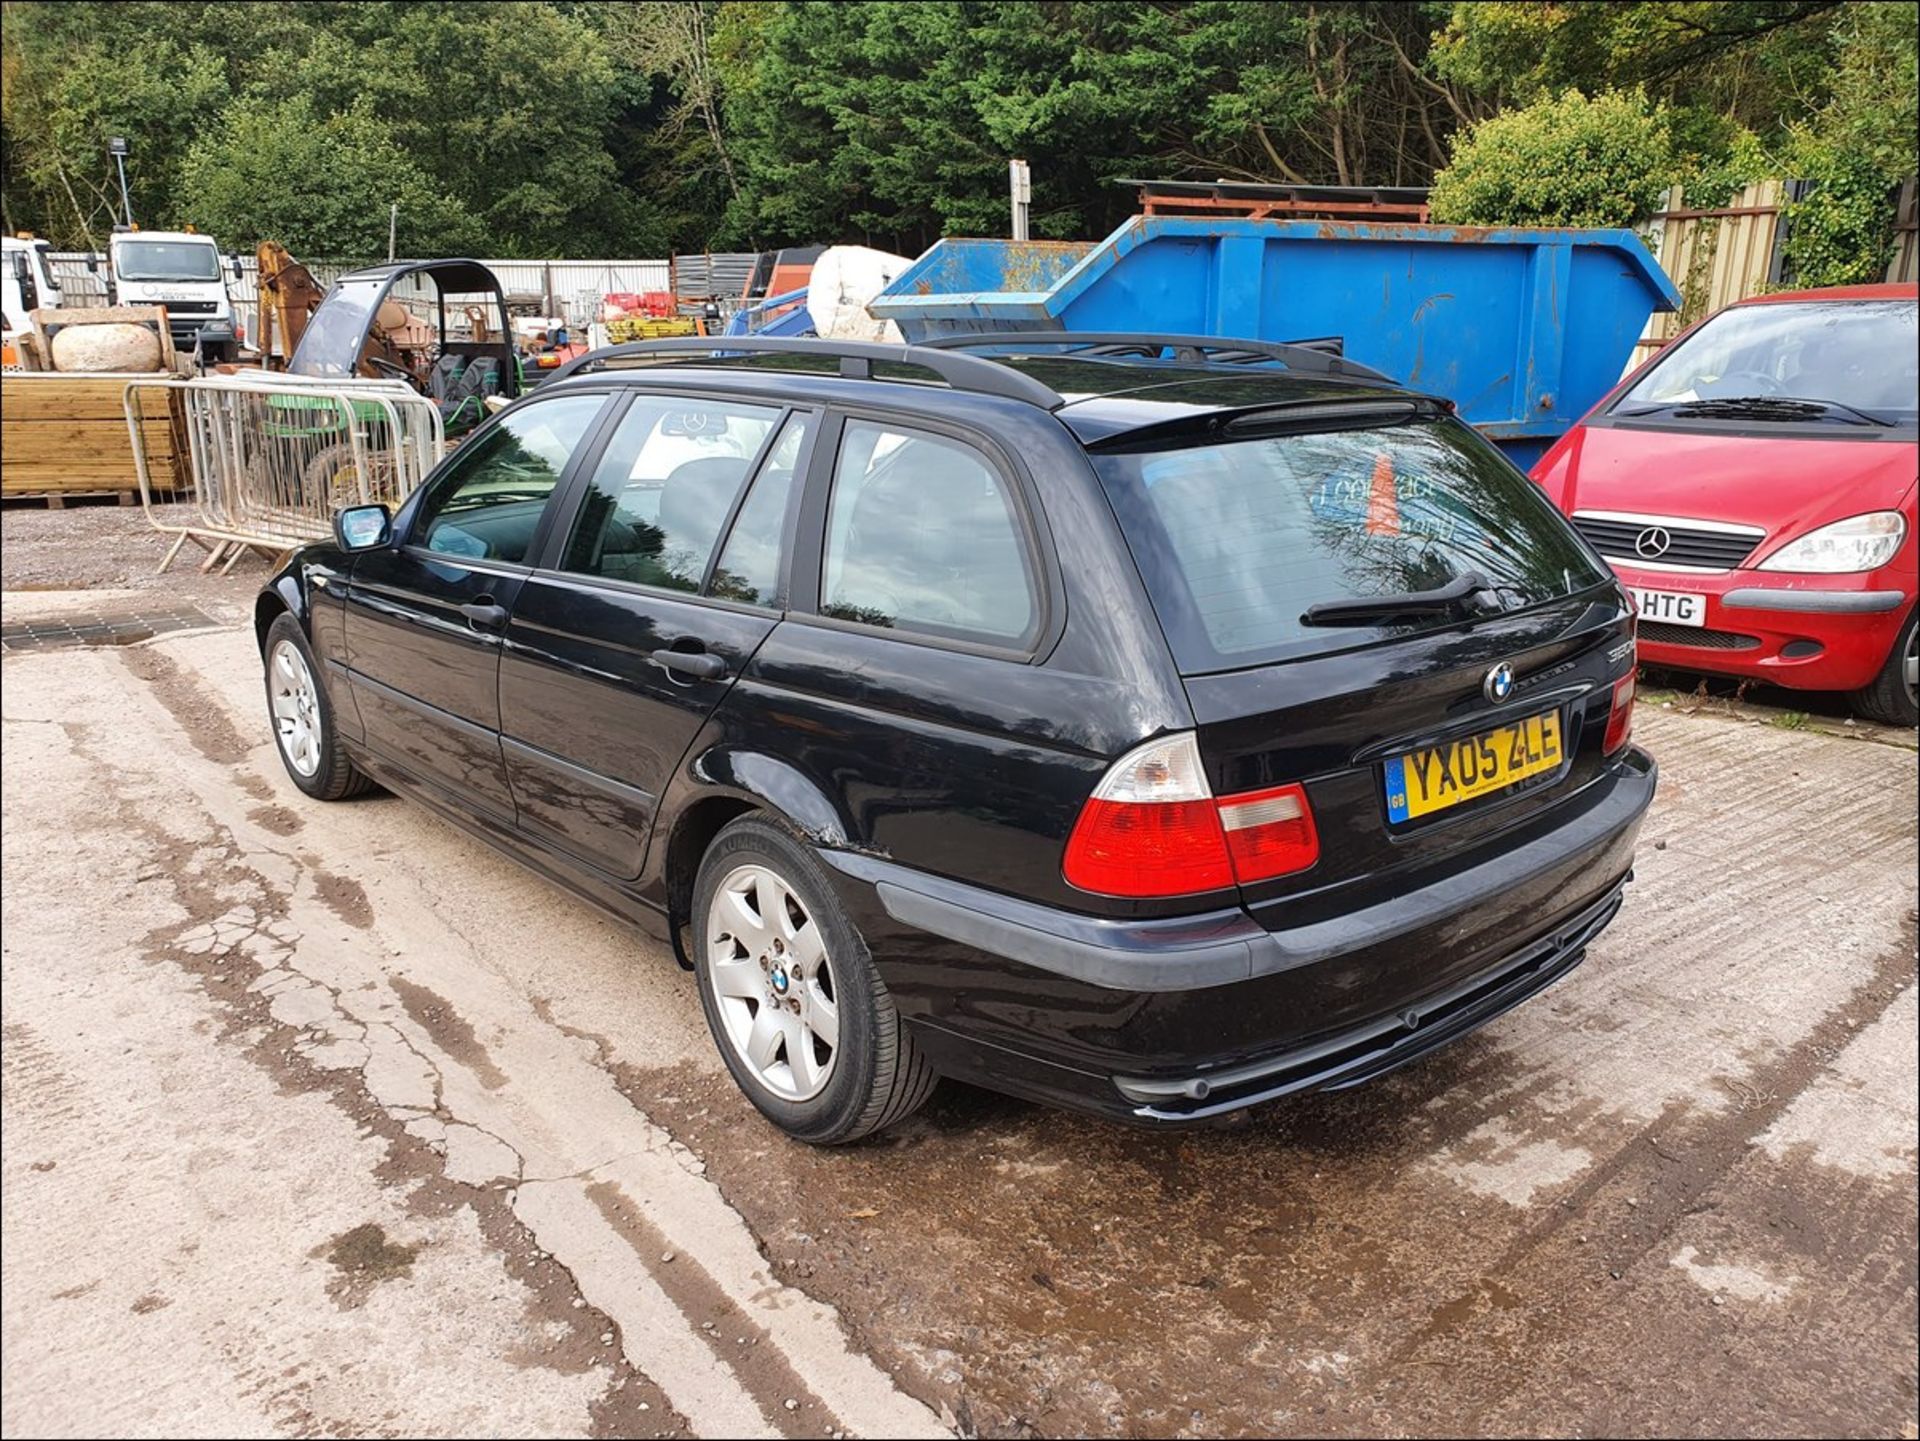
2, 234, 63, 351
95, 226, 242, 358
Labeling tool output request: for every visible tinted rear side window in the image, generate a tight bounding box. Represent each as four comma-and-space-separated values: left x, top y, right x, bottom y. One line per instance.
820, 421, 1039, 648
1093, 418, 1608, 672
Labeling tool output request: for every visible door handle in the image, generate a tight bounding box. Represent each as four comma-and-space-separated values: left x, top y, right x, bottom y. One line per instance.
459, 600, 510, 630
650, 648, 728, 681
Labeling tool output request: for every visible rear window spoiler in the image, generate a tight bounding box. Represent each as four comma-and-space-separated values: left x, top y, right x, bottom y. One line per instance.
1088, 395, 1451, 453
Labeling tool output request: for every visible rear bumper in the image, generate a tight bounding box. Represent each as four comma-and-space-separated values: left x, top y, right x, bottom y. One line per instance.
1617, 560, 1911, 691
820, 747, 1656, 1124
1108, 884, 1620, 1119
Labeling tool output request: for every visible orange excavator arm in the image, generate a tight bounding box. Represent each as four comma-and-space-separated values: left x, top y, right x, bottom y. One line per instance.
255, 241, 326, 366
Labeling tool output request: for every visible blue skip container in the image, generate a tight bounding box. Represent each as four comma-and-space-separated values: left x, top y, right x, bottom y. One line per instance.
869, 217, 1681, 467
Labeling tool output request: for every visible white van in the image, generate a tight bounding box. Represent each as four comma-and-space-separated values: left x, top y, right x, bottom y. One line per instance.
2, 234, 62, 346
101, 227, 241, 354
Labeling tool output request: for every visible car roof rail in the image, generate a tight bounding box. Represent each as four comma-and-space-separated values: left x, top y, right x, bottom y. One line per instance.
919, 331, 1397, 384
543, 335, 1066, 410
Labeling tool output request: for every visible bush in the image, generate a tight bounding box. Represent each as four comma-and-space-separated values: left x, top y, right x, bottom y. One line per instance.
1778, 133, 1899, 289
1772, 4, 1913, 290
1430, 89, 1676, 229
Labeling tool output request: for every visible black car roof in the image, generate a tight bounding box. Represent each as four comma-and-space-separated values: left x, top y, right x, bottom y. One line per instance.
551, 348, 1424, 447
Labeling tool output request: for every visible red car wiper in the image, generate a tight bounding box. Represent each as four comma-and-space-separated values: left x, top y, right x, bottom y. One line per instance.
1664, 395, 1891, 427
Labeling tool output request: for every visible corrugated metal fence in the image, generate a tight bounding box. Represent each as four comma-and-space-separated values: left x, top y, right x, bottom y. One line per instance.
1630, 176, 1919, 370
1630, 180, 1787, 369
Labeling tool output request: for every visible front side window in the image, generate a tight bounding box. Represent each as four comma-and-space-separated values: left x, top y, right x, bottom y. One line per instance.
559, 397, 781, 591
820, 421, 1039, 647
708, 413, 812, 607
413, 393, 606, 563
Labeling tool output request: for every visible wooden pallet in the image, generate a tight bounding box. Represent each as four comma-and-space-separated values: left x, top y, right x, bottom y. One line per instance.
0, 488, 140, 509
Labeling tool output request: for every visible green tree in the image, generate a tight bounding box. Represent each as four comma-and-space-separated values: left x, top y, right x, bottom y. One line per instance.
595, 1, 746, 253
1773, 3, 1918, 288
1429, 88, 1676, 228
264, 2, 654, 255
1, 1, 665, 256
1430, 1, 1845, 135
178, 94, 480, 257
715, 1, 1472, 252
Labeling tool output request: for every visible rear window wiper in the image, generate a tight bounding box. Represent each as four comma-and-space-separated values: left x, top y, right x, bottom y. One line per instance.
1301, 571, 1501, 627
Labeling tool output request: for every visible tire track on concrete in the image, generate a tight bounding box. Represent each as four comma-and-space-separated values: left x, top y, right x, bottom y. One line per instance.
100, 636, 944, 1439
3, 662, 678, 1438
1363, 922, 1918, 1430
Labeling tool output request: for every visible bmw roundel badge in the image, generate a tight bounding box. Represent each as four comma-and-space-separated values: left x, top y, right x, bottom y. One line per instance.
1484, 662, 1515, 704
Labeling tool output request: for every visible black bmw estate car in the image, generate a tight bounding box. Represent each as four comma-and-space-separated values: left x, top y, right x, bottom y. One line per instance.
256, 334, 1656, 1143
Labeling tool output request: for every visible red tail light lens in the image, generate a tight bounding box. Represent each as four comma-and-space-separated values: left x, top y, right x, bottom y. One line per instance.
1063, 796, 1234, 896
1604, 671, 1636, 754
1219, 783, 1320, 882
1063, 735, 1319, 897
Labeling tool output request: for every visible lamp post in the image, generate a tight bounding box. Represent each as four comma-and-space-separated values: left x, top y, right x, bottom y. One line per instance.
109, 136, 132, 227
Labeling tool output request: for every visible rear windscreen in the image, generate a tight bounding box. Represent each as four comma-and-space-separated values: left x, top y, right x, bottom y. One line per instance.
1092, 417, 1609, 673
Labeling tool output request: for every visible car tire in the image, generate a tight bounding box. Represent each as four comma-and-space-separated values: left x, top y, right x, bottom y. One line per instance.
262, 612, 375, 801
1850, 609, 1919, 728
692, 816, 937, 1144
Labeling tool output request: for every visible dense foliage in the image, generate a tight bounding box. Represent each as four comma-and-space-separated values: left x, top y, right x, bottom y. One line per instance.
711, 2, 1475, 252
1429, 89, 1675, 228
1775, 2, 1918, 287
0, 0, 1909, 263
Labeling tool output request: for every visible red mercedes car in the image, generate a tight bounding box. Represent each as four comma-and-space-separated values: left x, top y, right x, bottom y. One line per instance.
1533, 283, 1918, 725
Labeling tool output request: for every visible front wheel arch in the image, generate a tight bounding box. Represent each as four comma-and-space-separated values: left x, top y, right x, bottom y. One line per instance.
253, 589, 292, 655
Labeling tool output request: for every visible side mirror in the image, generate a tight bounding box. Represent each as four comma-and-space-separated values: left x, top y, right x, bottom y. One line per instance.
230, 255, 244, 280
334, 503, 393, 552
84, 254, 99, 274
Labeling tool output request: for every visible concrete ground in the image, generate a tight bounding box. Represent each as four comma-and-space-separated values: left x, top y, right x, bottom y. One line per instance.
2, 573, 1916, 1439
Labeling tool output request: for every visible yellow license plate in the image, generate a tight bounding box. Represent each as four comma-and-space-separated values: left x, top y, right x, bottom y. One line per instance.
1385, 711, 1563, 822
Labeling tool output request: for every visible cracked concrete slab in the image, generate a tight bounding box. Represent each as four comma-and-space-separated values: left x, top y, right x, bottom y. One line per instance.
3, 626, 943, 1441
4, 610, 1914, 1439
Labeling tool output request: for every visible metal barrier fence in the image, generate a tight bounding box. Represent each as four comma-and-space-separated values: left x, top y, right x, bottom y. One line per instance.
123, 372, 444, 574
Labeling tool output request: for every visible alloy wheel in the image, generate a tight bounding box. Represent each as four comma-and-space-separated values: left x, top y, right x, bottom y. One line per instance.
269, 639, 323, 777
705, 863, 839, 1101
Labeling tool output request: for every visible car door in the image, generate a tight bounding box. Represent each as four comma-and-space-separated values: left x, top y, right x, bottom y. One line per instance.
497, 394, 816, 878
341, 389, 613, 820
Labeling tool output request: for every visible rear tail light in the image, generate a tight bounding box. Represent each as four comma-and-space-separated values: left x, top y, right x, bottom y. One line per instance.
1062, 733, 1319, 898
1604, 670, 1636, 754
1219, 784, 1320, 881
